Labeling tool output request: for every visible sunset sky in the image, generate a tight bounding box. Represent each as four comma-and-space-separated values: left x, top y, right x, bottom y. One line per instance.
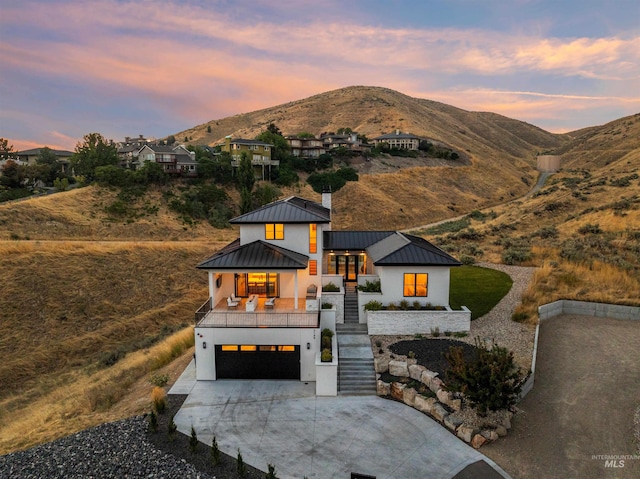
1, 0, 639, 151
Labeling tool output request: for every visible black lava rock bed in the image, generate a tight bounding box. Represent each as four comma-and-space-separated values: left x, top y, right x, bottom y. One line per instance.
389, 338, 478, 377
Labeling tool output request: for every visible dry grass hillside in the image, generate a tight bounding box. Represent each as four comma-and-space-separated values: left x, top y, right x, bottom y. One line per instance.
413, 113, 640, 322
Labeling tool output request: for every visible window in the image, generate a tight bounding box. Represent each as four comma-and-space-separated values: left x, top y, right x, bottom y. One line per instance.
309, 224, 317, 253
309, 260, 317, 275
404, 273, 428, 297
265, 223, 284, 240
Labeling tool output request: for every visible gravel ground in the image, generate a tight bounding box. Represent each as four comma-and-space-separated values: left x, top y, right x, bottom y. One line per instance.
0, 393, 266, 479
0, 416, 212, 479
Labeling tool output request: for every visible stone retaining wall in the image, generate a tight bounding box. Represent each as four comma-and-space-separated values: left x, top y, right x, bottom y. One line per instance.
367, 307, 471, 335
375, 358, 513, 449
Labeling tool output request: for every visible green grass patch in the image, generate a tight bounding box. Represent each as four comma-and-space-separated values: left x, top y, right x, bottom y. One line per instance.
449, 265, 512, 320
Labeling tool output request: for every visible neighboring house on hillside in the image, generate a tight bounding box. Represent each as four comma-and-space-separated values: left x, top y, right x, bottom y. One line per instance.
319, 132, 369, 153
219, 136, 277, 179
373, 130, 422, 150
285, 136, 326, 158
15, 148, 74, 173
193, 189, 466, 392
134, 144, 197, 176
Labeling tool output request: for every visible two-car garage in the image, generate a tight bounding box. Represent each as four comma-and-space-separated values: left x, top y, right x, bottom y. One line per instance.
215, 344, 301, 379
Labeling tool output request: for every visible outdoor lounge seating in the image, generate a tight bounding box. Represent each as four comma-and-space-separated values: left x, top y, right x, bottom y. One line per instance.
265, 297, 276, 309
227, 296, 240, 309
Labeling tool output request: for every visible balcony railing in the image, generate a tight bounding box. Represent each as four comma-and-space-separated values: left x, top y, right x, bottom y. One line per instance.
197, 310, 319, 328
195, 297, 212, 323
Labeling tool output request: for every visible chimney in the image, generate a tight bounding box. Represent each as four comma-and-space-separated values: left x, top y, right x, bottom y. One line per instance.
322, 185, 332, 210
396, 129, 400, 135
322, 185, 332, 230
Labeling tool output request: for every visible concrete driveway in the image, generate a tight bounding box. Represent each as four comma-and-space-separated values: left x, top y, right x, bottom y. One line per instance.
171, 364, 510, 479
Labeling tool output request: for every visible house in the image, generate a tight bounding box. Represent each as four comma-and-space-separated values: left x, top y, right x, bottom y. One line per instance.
218, 136, 278, 180
319, 132, 370, 154
285, 136, 326, 158
373, 130, 422, 150
193, 189, 466, 390
134, 144, 198, 176
15, 148, 74, 174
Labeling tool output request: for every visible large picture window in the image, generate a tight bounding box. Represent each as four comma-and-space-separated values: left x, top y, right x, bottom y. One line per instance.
309, 224, 317, 253
265, 223, 284, 240
403, 273, 428, 297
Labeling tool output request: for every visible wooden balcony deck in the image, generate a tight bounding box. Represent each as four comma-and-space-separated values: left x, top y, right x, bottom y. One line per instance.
197, 297, 319, 328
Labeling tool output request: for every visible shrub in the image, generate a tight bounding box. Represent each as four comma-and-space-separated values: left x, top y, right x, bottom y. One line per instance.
502, 247, 532, 265
321, 349, 333, 362
578, 223, 602, 234
237, 449, 247, 477
148, 410, 158, 433
210, 435, 221, 466
266, 464, 279, 479
407, 351, 416, 359
412, 301, 422, 310
151, 386, 166, 414
149, 373, 169, 387
386, 302, 397, 310
399, 299, 410, 310
322, 336, 332, 349
460, 255, 476, 265
431, 327, 440, 337
364, 300, 383, 311
189, 426, 199, 454
322, 282, 340, 292
321, 302, 333, 309
357, 279, 381, 292
167, 416, 177, 440
321, 328, 334, 339
444, 339, 524, 415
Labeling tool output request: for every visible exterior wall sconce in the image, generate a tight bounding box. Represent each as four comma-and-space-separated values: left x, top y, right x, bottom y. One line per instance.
306, 342, 311, 350
202, 341, 207, 349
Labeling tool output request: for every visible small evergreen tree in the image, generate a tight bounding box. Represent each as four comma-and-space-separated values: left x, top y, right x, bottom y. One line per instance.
445, 339, 524, 415
237, 449, 247, 477
148, 410, 158, 433
210, 435, 221, 466
189, 426, 199, 454
167, 416, 177, 440
266, 463, 279, 479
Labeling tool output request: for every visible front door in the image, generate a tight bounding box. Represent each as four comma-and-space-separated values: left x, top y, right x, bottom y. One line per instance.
333, 255, 358, 281
346, 256, 358, 281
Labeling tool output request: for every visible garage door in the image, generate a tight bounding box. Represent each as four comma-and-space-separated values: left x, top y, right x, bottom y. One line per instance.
215, 345, 300, 379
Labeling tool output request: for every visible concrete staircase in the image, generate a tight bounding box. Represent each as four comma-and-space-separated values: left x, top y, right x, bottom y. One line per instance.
336, 282, 377, 395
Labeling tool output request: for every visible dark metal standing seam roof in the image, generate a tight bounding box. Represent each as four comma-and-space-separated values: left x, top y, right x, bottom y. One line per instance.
323, 231, 396, 251
196, 239, 310, 270
371, 233, 462, 266
230, 196, 330, 224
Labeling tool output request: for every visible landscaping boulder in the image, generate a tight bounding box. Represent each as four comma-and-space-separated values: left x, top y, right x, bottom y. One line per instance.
481, 429, 499, 442
374, 357, 389, 374
390, 382, 405, 401
495, 425, 508, 437
428, 377, 443, 393
389, 360, 409, 377
420, 369, 438, 389
377, 380, 390, 396
431, 403, 449, 422
436, 389, 452, 405
457, 426, 475, 443
471, 434, 487, 449
408, 363, 426, 381
414, 395, 437, 414
444, 415, 464, 432
403, 387, 417, 407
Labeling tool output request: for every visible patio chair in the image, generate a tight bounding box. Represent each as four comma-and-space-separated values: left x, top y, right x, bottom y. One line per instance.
265, 297, 276, 309
227, 296, 240, 309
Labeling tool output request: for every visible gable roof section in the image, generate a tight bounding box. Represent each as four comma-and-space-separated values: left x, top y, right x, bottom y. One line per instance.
323, 230, 395, 250
368, 232, 461, 266
197, 239, 309, 270
230, 196, 330, 224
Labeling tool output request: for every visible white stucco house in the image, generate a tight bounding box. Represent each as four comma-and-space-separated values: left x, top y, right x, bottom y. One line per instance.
193, 188, 466, 390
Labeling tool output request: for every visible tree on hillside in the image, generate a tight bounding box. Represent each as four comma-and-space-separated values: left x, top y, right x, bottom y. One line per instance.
71, 133, 118, 181
0, 160, 25, 188
237, 151, 255, 214
256, 124, 290, 162
35, 146, 63, 184
166, 135, 176, 146
0, 138, 15, 161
